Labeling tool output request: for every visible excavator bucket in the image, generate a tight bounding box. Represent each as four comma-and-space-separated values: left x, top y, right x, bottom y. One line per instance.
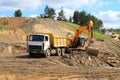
86, 46, 99, 56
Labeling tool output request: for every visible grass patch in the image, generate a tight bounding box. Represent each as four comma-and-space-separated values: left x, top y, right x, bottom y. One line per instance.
24, 29, 32, 34
94, 31, 107, 39
65, 22, 79, 29
79, 30, 107, 39
65, 22, 108, 39
0, 25, 19, 30
0, 25, 6, 29
116, 31, 120, 35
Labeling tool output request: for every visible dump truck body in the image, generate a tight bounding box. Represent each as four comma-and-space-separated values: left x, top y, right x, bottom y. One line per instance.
48, 33, 67, 47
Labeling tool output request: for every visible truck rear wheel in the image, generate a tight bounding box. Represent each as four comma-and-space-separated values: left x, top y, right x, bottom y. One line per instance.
72, 50, 77, 54
61, 48, 65, 56
45, 49, 51, 57
56, 48, 61, 56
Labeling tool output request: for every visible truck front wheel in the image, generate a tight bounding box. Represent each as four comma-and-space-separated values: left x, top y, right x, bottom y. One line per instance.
29, 53, 34, 57
45, 49, 51, 57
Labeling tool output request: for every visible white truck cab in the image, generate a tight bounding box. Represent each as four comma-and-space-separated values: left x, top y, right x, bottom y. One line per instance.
27, 34, 50, 57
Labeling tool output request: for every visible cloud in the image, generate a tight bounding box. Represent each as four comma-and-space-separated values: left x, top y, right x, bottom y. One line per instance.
64, 8, 75, 19
104, 23, 120, 29
0, 0, 42, 10
0, 0, 103, 11
56, 8, 75, 19
0, 15, 6, 17
96, 10, 120, 29
29, 14, 38, 18
44, 0, 97, 9
97, 10, 120, 22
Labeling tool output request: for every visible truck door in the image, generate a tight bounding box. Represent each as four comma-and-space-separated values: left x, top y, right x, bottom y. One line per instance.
44, 36, 50, 50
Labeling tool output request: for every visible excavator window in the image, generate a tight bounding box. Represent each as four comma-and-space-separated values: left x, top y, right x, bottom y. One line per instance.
77, 37, 85, 47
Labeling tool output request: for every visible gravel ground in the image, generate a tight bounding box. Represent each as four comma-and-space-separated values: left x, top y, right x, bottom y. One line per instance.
0, 53, 120, 80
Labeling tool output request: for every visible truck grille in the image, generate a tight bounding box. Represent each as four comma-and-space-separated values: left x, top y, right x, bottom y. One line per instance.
29, 45, 42, 50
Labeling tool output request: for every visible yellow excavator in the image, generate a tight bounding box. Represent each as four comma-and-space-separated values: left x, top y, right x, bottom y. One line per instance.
67, 20, 99, 55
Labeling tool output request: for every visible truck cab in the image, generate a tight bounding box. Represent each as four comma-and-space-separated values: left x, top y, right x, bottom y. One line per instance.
27, 34, 50, 57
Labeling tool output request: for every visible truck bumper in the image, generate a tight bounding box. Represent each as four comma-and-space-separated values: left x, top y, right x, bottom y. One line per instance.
27, 49, 45, 54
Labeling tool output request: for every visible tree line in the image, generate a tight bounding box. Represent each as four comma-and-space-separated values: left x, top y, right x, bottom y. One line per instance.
14, 5, 103, 30
73, 10, 103, 30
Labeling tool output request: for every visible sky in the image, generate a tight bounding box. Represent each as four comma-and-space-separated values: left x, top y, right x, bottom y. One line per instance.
0, 0, 120, 29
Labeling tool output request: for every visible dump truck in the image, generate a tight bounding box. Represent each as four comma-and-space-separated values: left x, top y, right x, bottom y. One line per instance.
27, 33, 67, 57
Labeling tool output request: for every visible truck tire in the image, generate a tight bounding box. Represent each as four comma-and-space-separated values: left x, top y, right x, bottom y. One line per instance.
61, 48, 65, 56
29, 53, 34, 57
45, 49, 51, 57
56, 48, 61, 56
72, 50, 77, 54
72, 50, 75, 54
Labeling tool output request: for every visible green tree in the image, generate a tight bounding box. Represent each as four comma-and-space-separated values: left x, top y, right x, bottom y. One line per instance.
44, 5, 49, 18
79, 10, 87, 25
14, 9, 22, 17
69, 16, 72, 22
73, 10, 103, 30
40, 14, 44, 18
73, 11, 79, 24
109, 28, 114, 32
44, 5, 55, 19
57, 7, 66, 21
101, 28, 106, 34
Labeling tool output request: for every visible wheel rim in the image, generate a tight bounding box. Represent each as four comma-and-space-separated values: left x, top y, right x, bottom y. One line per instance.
57, 48, 61, 56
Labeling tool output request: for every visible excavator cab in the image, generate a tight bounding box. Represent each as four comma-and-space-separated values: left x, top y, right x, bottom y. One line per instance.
71, 37, 86, 48
77, 37, 86, 47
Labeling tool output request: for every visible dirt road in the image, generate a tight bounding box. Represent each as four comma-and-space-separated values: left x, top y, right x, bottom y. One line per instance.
0, 53, 120, 80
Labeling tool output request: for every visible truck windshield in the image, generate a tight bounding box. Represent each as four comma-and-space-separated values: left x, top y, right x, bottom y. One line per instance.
29, 35, 44, 41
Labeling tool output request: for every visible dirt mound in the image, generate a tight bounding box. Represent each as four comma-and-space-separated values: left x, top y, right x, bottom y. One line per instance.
21, 18, 75, 37
0, 28, 26, 42
0, 17, 27, 27
60, 52, 120, 68
60, 52, 109, 68
59, 39, 120, 68
0, 42, 26, 54
0, 18, 75, 54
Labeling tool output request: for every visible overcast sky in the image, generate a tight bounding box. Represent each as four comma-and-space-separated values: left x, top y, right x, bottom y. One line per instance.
0, 0, 120, 29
